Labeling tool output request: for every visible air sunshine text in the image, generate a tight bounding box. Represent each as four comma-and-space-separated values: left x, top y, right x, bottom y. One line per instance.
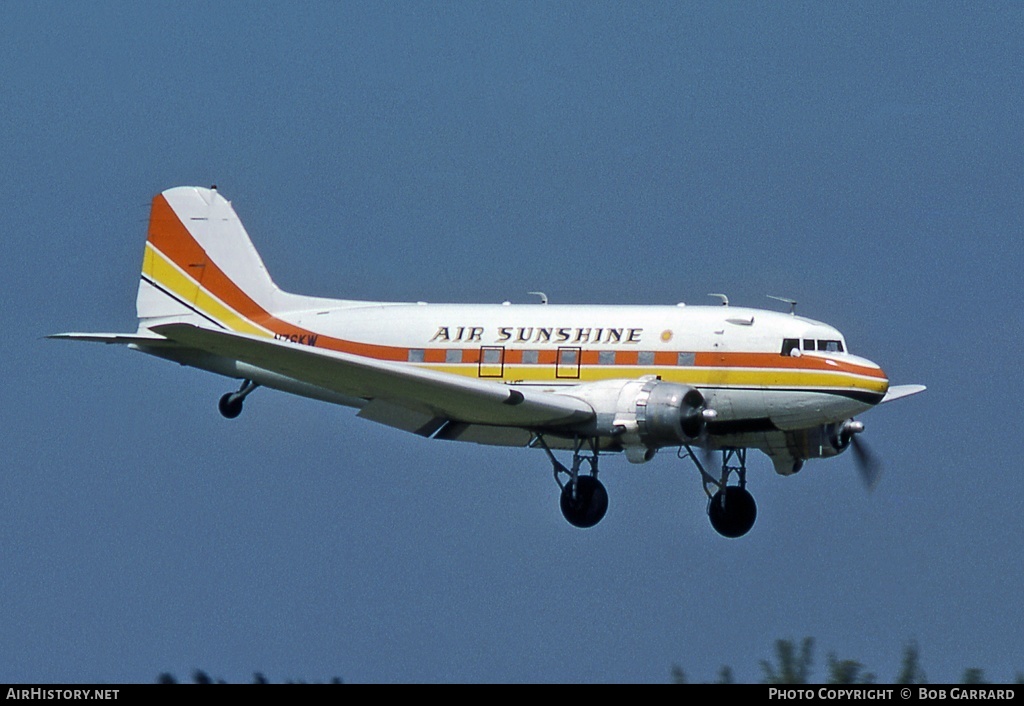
429, 325, 644, 345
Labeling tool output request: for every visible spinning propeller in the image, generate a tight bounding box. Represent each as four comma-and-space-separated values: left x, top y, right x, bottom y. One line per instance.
841, 420, 883, 491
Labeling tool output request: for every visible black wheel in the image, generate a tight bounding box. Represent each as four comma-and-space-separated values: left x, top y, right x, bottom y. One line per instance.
560, 475, 608, 528
218, 393, 243, 419
707, 486, 757, 538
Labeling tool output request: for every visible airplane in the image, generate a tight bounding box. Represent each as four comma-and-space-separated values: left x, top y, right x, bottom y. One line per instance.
51, 186, 925, 538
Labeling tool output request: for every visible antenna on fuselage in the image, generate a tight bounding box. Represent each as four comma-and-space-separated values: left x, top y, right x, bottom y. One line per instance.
708, 293, 729, 306
528, 291, 549, 305
767, 295, 798, 315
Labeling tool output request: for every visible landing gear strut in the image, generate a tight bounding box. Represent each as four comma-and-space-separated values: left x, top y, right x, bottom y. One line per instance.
218, 379, 259, 419
535, 435, 608, 528
680, 446, 757, 538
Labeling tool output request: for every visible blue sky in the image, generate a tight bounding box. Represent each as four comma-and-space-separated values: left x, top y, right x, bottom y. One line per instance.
2, 1, 1022, 683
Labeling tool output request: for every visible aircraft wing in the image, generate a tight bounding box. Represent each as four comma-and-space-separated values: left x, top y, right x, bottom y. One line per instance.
149, 323, 595, 431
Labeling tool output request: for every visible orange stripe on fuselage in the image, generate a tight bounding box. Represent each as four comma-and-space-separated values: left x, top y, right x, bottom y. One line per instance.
694, 351, 885, 379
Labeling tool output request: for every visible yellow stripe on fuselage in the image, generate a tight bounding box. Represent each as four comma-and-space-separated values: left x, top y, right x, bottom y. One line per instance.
417, 363, 888, 394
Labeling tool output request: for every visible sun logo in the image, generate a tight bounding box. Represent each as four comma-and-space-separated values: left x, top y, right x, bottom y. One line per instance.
660, 330, 673, 342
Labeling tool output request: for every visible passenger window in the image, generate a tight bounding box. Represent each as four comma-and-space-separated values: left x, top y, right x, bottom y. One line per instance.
781, 339, 799, 356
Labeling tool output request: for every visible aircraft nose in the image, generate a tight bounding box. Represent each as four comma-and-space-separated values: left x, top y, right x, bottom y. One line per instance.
866, 359, 889, 406
875, 365, 890, 405
842, 353, 889, 406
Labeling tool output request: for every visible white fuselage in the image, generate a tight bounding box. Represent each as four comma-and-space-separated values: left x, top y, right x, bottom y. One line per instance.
266, 301, 887, 428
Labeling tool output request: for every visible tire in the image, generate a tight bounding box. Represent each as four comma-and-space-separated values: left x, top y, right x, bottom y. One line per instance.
560, 475, 609, 528
707, 486, 757, 538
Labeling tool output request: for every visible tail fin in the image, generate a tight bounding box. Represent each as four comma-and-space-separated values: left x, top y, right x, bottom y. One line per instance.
137, 186, 284, 334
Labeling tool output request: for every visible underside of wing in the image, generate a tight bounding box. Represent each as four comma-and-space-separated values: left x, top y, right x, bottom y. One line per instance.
149, 323, 595, 430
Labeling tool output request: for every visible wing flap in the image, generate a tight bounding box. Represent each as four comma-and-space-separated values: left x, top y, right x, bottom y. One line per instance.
150, 323, 594, 428
356, 399, 447, 436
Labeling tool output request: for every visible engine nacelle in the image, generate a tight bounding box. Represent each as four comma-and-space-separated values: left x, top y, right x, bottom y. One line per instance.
783, 419, 859, 461
624, 446, 658, 464
766, 420, 862, 476
631, 379, 708, 446
558, 378, 708, 458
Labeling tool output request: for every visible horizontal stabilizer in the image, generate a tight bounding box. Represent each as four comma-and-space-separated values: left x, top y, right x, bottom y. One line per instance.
881, 384, 927, 404
47, 332, 173, 346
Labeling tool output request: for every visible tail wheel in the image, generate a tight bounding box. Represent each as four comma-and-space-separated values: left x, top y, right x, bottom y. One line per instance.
218, 380, 258, 419
560, 475, 608, 528
708, 486, 757, 538
218, 393, 244, 419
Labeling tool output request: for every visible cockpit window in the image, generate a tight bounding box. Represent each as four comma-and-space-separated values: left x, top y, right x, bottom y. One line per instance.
781, 338, 845, 355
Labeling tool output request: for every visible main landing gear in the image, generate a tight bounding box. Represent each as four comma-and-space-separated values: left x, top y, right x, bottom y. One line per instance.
680, 446, 757, 538
534, 435, 608, 528
218, 379, 259, 419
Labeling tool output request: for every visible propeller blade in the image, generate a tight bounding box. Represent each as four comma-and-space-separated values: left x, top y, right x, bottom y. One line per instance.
851, 435, 882, 492
701, 442, 716, 470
